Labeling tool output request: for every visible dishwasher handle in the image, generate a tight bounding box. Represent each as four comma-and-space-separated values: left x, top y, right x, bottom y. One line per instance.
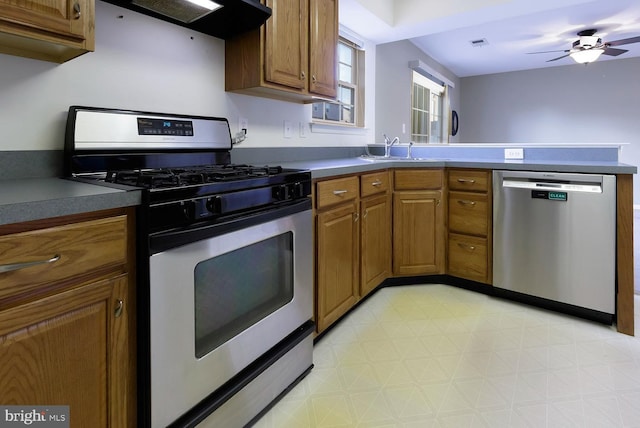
501, 178, 602, 193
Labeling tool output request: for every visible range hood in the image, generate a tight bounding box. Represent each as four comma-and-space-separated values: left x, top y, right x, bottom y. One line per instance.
102, 0, 272, 39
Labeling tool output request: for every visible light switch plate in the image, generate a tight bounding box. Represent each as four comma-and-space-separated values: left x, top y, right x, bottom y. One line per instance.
504, 148, 524, 160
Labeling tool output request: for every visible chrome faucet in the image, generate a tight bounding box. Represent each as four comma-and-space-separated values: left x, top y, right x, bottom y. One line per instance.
383, 134, 399, 157
406, 141, 414, 159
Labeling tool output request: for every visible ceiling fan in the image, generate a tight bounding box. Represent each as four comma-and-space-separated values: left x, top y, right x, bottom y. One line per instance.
528, 29, 640, 64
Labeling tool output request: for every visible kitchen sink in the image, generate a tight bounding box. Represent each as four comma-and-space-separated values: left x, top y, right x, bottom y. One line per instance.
360, 155, 442, 162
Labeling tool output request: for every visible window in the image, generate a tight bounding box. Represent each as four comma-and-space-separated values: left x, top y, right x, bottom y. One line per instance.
411, 71, 446, 144
312, 37, 364, 127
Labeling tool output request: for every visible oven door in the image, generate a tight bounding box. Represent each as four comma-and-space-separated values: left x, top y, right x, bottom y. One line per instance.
148, 204, 312, 427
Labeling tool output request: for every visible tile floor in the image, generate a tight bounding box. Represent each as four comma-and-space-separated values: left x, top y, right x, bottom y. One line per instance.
254, 285, 640, 428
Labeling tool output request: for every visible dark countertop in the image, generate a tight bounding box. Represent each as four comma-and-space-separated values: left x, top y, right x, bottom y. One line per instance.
0, 157, 634, 226
0, 178, 141, 226
280, 156, 637, 179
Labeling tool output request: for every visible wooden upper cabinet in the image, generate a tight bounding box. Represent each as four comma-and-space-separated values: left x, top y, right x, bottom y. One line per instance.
264, 0, 308, 90
226, 0, 338, 102
308, 0, 338, 98
0, 0, 95, 63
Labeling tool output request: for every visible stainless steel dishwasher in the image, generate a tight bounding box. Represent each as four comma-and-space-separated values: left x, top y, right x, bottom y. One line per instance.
493, 170, 616, 320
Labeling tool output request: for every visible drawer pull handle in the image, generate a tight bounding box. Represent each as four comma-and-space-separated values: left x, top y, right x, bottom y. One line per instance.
353, 213, 359, 222
457, 178, 476, 184
458, 243, 476, 251
333, 189, 348, 195
0, 254, 61, 274
458, 200, 476, 206
114, 299, 124, 318
371, 180, 383, 187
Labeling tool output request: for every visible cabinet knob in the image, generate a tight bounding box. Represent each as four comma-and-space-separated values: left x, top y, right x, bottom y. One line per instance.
114, 299, 124, 318
458, 243, 476, 251
312, 74, 317, 83
301, 71, 306, 81
73, 2, 81, 19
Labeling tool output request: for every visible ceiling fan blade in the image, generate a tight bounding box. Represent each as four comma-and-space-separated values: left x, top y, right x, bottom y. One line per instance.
603, 47, 628, 56
546, 53, 571, 62
606, 36, 640, 47
527, 49, 569, 54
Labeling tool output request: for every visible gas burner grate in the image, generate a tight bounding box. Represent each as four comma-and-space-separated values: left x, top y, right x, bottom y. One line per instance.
104, 164, 287, 189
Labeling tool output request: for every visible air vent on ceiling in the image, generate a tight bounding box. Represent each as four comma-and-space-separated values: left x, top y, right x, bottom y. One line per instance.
470, 38, 489, 47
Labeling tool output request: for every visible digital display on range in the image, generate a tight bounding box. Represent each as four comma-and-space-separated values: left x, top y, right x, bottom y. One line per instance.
137, 118, 194, 136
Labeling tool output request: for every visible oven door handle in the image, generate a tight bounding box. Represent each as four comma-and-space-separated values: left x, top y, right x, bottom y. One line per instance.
149, 198, 312, 254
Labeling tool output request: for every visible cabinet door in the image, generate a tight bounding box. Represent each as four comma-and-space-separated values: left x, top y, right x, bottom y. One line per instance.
0, 0, 89, 39
264, 0, 308, 90
316, 202, 359, 333
308, 0, 338, 97
393, 190, 444, 275
361, 194, 391, 297
0, 275, 129, 428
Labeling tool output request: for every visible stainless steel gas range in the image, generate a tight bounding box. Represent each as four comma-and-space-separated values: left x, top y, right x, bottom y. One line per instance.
64, 106, 314, 428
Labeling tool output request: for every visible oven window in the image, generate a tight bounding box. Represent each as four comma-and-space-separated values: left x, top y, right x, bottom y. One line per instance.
194, 232, 294, 358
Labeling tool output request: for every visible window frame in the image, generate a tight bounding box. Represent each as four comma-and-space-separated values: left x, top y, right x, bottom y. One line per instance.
411, 70, 447, 144
312, 36, 365, 128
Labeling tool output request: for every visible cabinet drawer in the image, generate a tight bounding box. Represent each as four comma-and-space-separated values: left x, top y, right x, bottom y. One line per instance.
0, 216, 127, 304
394, 169, 442, 190
449, 170, 490, 192
360, 170, 389, 197
449, 191, 488, 236
316, 176, 359, 209
448, 233, 488, 283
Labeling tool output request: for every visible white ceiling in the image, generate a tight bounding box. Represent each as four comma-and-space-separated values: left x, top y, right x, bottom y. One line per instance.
339, 0, 640, 77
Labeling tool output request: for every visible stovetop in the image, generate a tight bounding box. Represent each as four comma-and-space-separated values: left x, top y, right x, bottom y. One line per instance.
64, 106, 312, 231
106, 164, 285, 189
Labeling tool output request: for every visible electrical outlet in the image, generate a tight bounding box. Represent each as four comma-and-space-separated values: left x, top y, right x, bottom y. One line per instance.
504, 148, 524, 160
239, 117, 248, 135
299, 122, 307, 138
283, 120, 293, 138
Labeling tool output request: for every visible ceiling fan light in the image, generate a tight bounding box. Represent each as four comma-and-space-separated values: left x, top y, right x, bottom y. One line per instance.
570, 48, 604, 64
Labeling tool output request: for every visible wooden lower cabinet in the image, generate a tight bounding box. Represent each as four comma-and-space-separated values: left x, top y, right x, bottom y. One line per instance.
0, 209, 135, 428
447, 169, 492, 284
316, 202, 359, 333
0, 275, 129, 426
393, 190, 445, 275
448, 233, 488, 283
360, 193, 391, 297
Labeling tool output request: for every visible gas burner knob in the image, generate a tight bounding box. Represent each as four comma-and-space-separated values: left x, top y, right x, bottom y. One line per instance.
273, 184, 290, 201
181, 200, 196, 220
290, 181, 305, 199
206, 196, 222, 215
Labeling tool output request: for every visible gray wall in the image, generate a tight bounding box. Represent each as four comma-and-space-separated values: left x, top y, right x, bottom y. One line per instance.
375, 40, 461, 145
459, 57, 640, 202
